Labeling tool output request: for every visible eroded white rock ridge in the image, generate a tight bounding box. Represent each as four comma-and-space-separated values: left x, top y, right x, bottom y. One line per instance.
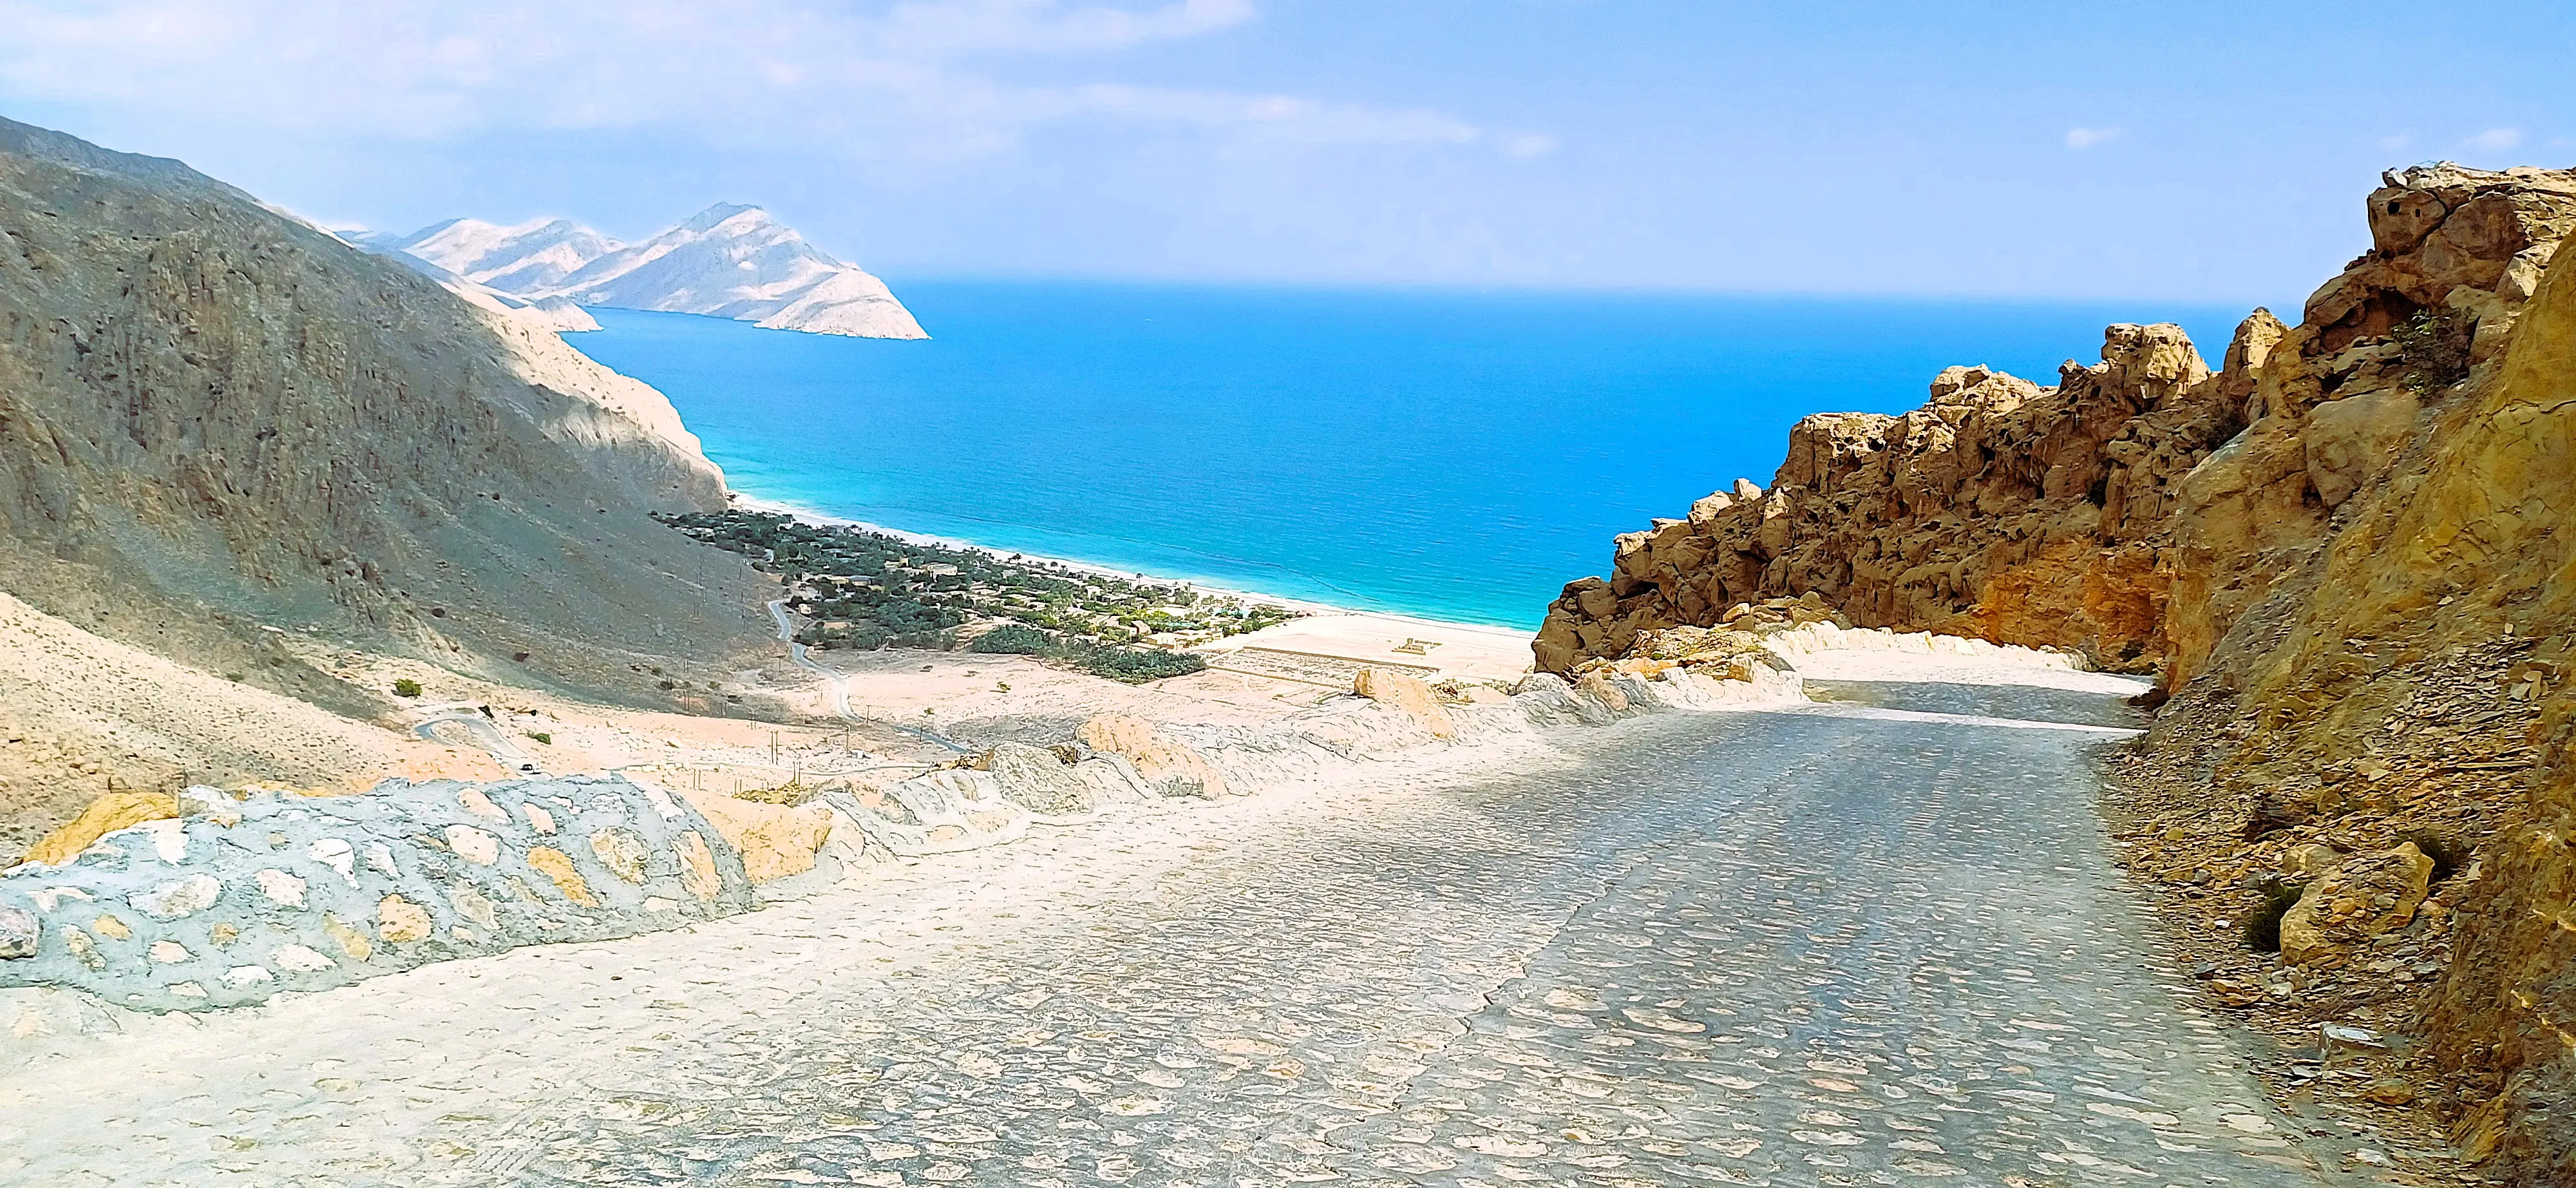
367, 204, 927, 340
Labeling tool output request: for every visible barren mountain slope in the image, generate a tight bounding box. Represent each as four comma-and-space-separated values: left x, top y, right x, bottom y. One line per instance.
0, 117, 782, 848
0, 590, 507, 861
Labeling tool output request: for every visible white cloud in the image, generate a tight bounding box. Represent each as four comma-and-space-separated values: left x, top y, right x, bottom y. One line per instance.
0, 0, 1506, 160
2463, 128, 2524, 153
2063, 127, 2121, 149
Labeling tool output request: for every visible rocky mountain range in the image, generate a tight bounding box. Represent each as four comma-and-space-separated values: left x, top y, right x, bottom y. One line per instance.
351, 233, 603, 333
1540, 162, 2576, 1183
0, 115, 779, 857
366, 204, 927, 340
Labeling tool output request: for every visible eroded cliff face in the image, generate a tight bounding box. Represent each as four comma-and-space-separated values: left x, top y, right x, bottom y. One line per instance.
1535, 317, 2271, 675
2202, 222, 2576, 1180
2389, 235, 2576, 1180
0, 118, 779, 852
1540, 162, 2576, 1180
2162, 163, 2576, 695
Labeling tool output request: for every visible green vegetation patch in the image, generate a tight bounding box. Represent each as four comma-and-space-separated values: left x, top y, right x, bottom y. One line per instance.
968, 623, 1208, 682
966, 624, 1054, 655
661, 510, 1285, 682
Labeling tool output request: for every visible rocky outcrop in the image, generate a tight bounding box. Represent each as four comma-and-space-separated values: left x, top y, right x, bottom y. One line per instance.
2161, 163, 2576, 695
674, 786, 834, 884
1077, 714, 1231, 799
18, 792, 179, 868
2107, 173, 2576, 1180
1537, 319, 2269, 675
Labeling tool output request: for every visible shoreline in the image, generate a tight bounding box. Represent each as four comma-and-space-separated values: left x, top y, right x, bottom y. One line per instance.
724, 492, 1539, 641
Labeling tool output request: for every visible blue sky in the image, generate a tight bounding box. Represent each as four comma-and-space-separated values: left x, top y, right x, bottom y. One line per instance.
2, 1, 2568, 309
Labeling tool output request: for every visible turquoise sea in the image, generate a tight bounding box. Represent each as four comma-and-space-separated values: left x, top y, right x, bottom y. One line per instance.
570, 284, 2246, 628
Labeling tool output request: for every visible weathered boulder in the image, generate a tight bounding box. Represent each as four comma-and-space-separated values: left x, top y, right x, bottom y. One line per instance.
1351, 669, 1457, 740
2279, 843, 2434, 965
2303, 388, 2420, 508
1076, 714, 1228, 799
675, 787, 833, 883
2280, 842, 2345, 880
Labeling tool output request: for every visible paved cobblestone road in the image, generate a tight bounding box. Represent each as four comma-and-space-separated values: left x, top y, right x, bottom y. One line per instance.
4, 694, 2329, 1187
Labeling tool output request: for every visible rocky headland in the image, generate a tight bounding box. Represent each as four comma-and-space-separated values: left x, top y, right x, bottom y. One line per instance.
366, 204, 928, 340
1541, 162, 2576, 1183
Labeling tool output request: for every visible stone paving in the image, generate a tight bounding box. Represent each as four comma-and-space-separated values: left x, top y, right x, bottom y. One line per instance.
0, 691, 2332, 1187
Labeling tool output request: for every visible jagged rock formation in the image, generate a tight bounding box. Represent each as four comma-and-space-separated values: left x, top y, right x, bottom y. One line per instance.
0, 117, 781, 854
2161, 164, 2576, 694
1539, 161, 2576, 1182
1535, 318, 2271, 675
374, 204, 928, 340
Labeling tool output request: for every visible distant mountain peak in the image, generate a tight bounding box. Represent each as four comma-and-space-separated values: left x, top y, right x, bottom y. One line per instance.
374, 204, 917, 338
379, 204, 924, 340
678, 202, 763, 233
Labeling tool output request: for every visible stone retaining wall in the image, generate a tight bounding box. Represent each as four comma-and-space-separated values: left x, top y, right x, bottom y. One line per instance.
0, 776, 759, 1011
0, 658, 1800, 1019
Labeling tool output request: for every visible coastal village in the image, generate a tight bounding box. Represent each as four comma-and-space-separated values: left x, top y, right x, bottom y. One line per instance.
661, 509, 1303, 667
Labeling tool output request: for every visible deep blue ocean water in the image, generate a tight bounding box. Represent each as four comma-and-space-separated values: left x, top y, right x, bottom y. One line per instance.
570, 283, 2245, 628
